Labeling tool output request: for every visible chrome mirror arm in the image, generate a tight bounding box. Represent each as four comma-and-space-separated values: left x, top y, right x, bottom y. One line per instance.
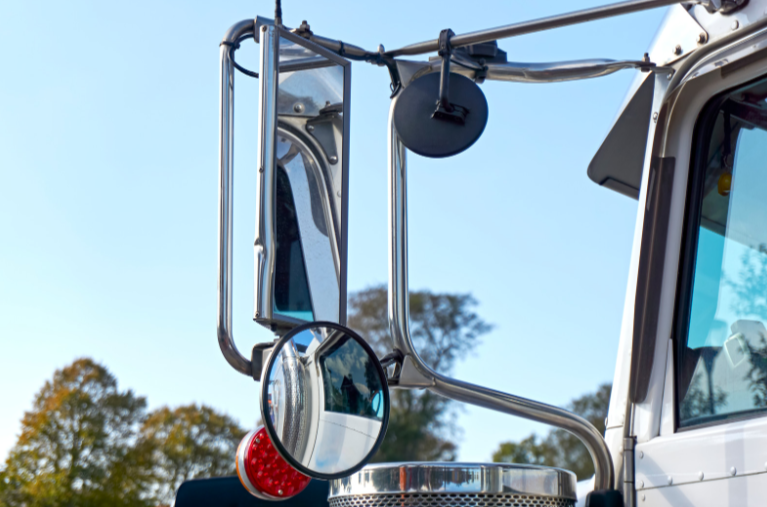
218, 19, 258, 377
385, 0, 688, 58
386, 99, 615, 491
484, 58, 672, 83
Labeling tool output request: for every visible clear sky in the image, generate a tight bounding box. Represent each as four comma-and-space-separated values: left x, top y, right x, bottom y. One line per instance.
0, 0, 667, 464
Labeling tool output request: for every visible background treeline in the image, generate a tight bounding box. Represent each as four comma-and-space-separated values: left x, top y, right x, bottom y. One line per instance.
0, 286, 609, 506
0, 358, 245, 507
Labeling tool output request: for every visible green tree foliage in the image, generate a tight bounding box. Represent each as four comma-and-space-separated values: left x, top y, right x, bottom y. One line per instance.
0, 359, 247, 506
492, 383, 612, 480
140, 404, 246, 505
0, 358, 153, 507
348, 285, 492, 462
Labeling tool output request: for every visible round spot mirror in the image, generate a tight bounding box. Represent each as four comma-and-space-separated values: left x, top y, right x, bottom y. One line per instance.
261, 321, 390, 479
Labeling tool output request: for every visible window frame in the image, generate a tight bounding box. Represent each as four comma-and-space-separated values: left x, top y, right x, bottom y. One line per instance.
673, 76, 767, 432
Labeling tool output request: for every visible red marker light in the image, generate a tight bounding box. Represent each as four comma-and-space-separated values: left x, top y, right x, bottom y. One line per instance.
236, 426, 312, 500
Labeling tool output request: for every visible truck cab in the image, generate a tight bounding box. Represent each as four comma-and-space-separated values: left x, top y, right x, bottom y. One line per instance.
598, 5, 767, 503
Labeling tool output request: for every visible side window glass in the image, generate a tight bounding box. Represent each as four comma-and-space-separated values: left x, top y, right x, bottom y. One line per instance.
678, 79, 767, 428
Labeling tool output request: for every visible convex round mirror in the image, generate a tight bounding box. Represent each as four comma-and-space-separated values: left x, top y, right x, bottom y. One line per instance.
261, 321, 390, 479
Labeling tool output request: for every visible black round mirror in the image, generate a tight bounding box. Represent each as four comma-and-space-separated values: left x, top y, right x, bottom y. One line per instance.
261, 322, 390, 479
393, 72, 488, 158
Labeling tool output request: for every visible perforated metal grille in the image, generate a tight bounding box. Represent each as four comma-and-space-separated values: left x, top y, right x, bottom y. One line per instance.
330, 493, 574, 507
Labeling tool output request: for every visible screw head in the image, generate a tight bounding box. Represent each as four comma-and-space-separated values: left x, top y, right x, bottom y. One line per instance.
673, 44, 683, 55
329, 155, 338, 164
642, 494, 646, 502
667, 476, 673, 485
732, 20, 740, 30
697, 32, 708, 44
639, 480, 644, 489
730, 467, 737, 476
278, 490, 284, 496
698, 471, 704, 481
306, 124, 315, 132
293, 103, 305, 114
639, 450, 644, 459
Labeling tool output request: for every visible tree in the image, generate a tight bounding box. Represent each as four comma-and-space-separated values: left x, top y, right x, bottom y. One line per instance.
0, 358, 153, 507
140, 404, 246, 505
492, 383, 612, 480
348, 285, 492, 462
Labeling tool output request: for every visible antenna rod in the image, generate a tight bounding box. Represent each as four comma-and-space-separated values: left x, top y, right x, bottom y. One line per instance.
275, 0, 283, 26
386, 0, 687, 57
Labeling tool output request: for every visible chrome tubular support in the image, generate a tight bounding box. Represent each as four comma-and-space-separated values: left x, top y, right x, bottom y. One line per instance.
387, 100, 615, 491
218, 19, 256, 376
386, 0, 686, 57
253, 25, 279, 323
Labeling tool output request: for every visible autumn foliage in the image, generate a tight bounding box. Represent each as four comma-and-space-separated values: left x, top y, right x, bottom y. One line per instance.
0, 359, 245, 507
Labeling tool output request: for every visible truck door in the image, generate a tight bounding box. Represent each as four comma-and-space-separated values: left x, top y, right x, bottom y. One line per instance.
635, 74, 767, 505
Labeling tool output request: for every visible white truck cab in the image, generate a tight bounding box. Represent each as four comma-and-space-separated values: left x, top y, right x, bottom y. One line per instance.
598, 4, 767, 504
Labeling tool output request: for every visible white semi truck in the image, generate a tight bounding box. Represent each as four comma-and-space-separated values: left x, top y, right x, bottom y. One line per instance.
211, 1, 767, 505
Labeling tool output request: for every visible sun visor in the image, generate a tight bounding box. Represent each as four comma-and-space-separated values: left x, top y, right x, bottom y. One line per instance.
587, 73, 655, 199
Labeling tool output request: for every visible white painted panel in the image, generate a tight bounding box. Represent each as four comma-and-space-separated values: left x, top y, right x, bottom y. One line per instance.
636, 416, 767, 490
659, 340, 675, 437
639, 472, 767, 506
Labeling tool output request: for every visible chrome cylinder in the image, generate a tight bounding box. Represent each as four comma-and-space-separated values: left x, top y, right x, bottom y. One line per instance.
387, 98, 614, 491
218, 19, 256, 376
330, 463, 577, 507
386, 0, 686, 57
253, 24, 279, 323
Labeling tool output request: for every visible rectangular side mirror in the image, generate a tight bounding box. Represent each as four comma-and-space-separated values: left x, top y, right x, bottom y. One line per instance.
255, 25, 351, 331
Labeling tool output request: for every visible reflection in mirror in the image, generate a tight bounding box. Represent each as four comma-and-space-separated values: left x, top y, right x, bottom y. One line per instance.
261, 322, 389, 479
258, 28, 350, 329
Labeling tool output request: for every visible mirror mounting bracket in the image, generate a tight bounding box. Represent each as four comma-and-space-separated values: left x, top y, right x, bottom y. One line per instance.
251, 341, 277, 381
305, 103, 343, 164
397, 355, 436, 388
432, 29, 469, 125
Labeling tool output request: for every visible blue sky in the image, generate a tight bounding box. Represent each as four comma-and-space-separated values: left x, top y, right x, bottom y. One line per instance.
0, 0, 666, 464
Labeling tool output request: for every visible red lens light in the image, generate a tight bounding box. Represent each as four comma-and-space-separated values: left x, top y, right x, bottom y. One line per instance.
236, 426, 311, 500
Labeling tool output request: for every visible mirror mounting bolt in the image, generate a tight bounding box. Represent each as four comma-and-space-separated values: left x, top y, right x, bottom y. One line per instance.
293, 20, 313, 39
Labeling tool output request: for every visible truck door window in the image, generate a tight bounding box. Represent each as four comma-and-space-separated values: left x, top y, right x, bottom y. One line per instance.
677, 78, 767, 428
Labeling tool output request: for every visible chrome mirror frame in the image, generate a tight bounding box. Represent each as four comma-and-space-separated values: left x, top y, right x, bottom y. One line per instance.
255, 25, 352, 331
260, 321, 390, 480
218, 19, 351, 377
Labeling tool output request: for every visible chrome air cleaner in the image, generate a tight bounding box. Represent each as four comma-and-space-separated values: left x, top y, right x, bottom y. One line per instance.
329, 463, 577, 507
